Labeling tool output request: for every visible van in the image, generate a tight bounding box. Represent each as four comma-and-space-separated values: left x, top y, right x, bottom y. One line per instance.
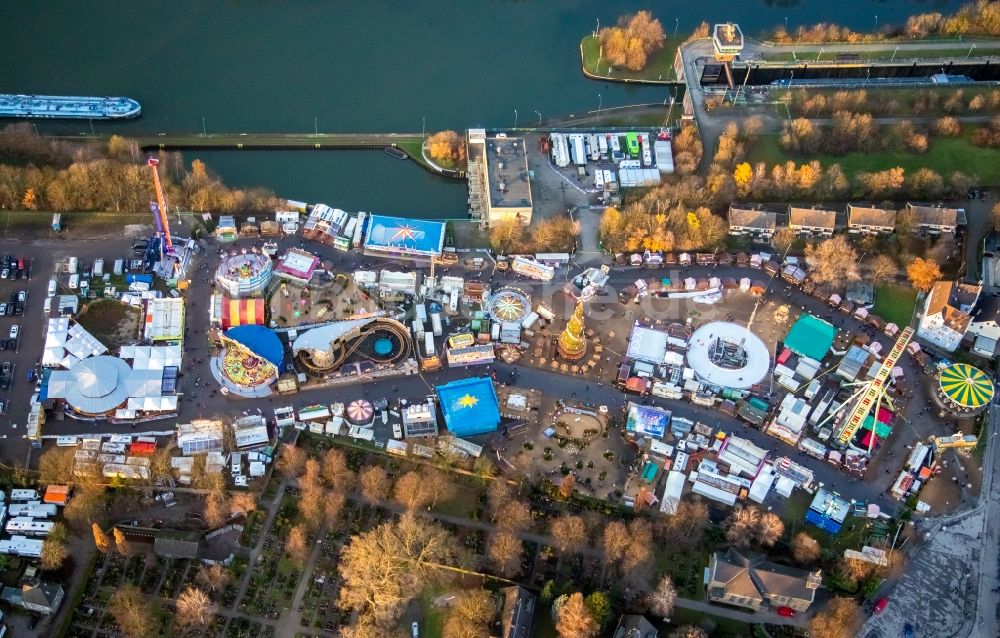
43, 298, 52, 314
68, 274, 79, 290
46, 279, 57, 298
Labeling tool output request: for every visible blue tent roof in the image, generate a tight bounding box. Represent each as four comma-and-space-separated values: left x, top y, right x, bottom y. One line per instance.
225, 325, 285, 369
784, 314, 836, 361
363, 215, 445, 257
436, 377, 501, 437
804, 508, 843, 534
626, 403, 671, 438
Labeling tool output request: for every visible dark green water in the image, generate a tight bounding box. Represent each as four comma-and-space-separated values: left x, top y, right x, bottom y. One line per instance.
0, 0, 963, 216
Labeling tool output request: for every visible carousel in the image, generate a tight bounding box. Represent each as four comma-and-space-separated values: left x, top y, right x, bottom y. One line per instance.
935, 363, 995, 417
346, 399, 375, 426
484, 287, 532, 324
211, 330, 282, 398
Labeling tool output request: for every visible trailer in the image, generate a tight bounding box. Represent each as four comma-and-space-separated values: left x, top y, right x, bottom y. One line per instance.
9, 489, 39, 502
8, 503, 57, 518
5, 517, 54, 537
588, 134, 601, 161
431, 313, 443, 337
594, 170, 605, 190
93, 258, 105, 277
415, 303, 428, 323
352, 211, 367, 248
0, 535, 43, 558
342, 216, 358, 241
572, 135, 586, 166
598, 135, 609, 159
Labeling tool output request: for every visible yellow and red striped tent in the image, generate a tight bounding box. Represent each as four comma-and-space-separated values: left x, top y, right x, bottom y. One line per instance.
221, 297, 265, 330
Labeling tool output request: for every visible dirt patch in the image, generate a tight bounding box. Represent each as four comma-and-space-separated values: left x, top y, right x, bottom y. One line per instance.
76, 298, 142, 352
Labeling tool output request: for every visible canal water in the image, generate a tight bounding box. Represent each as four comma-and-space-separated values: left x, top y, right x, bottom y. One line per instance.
0, 0, 965, 217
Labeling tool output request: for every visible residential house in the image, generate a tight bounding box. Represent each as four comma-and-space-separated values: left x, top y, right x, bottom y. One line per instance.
0, 581, 65, 615
705, 549, 821, 612
152, 529, 202, 558
613, 614, 659, 638
728, 205, 777, 241
906, 203, 964, 234
20, 582, 64, 615
497, 586, 535, 638
847, 205, 897, 235
917, 280, 982, 352
788, 206, 836, 237
965, 296, 1000, 358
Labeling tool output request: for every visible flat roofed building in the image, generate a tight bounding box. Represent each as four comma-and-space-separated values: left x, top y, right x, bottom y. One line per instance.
728, 205, 777, 240
847, 205, 897, 234
469, 131, 534, 227
498, 586, 535, 638
906, 202, 965, 233
788, 206, 836, 236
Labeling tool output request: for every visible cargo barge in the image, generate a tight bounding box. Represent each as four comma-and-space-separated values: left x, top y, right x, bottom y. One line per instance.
0, 94, 141, 120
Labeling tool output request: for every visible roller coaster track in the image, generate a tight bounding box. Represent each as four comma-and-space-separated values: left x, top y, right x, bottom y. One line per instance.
297, 318, 413, 375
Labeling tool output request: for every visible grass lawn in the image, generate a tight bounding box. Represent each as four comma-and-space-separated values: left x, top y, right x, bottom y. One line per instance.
433, 484, 482, 518
746, 132, 1000, 186
418, 588, 446, 638
76, 298, 142, 351
772, 85, 1000, 119
580, 34, 683, 83
654, 544, 710, 599
661, 607, 754, 637
873, 283, 919, 328
761, 45, 1000, 62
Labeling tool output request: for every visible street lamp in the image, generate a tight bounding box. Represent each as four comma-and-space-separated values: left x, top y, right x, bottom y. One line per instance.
513, 109, 518, 129
313, 116, 318, 135
817, 47, 824, 61
874, 14, 879, 31
422, 116, 426, 137
864, 68, 871, 87
891, 46, 899, 62
201, 117, 207, 136
673, 17, 679, 40
595, 18, 600, 37
534, 110, 542, 126
784, 16, 788, 30
968, 43, 977, 59
597, 94, 603, 117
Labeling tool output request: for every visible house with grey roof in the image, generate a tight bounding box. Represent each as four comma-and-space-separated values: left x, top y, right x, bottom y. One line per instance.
788, 206, 836, 237
728, 205, 777, 241
1, 581, 65, 615
497, 586, 535, 638
906, 203, 965, 234
613, 614, 659, 638
704, 549, 821, 612
847, 205, 897, 235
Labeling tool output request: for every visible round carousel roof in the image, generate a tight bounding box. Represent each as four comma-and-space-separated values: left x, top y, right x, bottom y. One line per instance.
347, 399, 374, 423
939, 363, 994, 409
485, 287, 531, 324
59, 356, 132, 413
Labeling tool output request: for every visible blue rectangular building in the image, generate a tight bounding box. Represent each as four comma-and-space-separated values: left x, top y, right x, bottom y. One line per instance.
363, 215, 445, 260
436, 377, 501, 437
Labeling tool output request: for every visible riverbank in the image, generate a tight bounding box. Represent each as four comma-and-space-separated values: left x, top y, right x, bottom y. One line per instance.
579, 34, 683, 84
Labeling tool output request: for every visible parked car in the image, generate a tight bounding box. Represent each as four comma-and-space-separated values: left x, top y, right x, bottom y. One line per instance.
411, 622, 419, 638
9, 325, 18, 339
0, 268, 8, 279
776, 607, 796, 617
873, 597, 890, 614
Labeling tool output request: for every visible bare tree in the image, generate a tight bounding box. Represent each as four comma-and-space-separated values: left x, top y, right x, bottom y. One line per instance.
230, 492, 257, 514
38, 447, 77, 484
203, 491, 231, 528
92, 523, 111, 553
424, 470, 456, 509
726, 505, 760, 548
108, 584, 153, 638
442, 588, 495, 638
804, 235, 860, 285
392, 471, 431, 510
601, 520, 630, 568
486, 480, 513, 523
757, 512, 785, 547
338, 512, 455, 627
276, 444, 307, 479
176, 586, 216, 630
196, 563, 229, 594
113, 527, 131, 555
808, 597, 863, 638
555, 592, 599, 638
286, 524, 310, 565
647, 575, 677, 618
488, 529, 523, 577
550, 514, 588, 555
771, 227, 798, 254
40, 523, 69, 571
359, 465, 391, 502
497, 500, 533, 533
65, 487, 106, 531
869, 255, 897, 283
321, 447, 356, 491
621, 519, 654, 581
299, 485, 327, 530
671, 626, 709, 638
558, 474, 576, 499
792, 532, 822, 564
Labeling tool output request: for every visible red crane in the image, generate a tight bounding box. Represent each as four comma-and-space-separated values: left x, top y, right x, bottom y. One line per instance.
147, 157, 174, 253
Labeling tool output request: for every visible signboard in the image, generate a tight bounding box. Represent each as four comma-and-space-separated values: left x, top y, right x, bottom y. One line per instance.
447, 344, 495, 367
511, 257, 555, 281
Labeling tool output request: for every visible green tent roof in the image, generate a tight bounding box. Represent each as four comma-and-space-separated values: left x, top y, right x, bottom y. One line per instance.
784, 314, 836, 361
